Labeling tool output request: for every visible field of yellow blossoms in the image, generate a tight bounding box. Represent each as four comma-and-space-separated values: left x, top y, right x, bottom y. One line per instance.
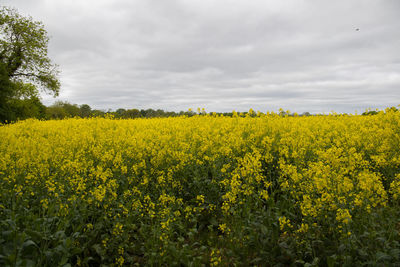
1, 109, 400, 266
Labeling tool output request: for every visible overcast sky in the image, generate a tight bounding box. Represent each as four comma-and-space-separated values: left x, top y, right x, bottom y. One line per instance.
3, 0, 400, 113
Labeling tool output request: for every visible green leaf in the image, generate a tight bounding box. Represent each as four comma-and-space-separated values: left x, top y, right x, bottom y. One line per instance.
54, 230, 66, 240
92, 244, 102, 256
21, 240, 38, 256
327, 255, 337, 267
260, 224, 269, 235
59, 255, 69, 266
25, 230, 42, 241
2, 230, 13, 239
22, 259, 36, 267
357, 248, 368, 258
209, 217, 218, 226
390, 248, 400, 260
376, 251, 391, 262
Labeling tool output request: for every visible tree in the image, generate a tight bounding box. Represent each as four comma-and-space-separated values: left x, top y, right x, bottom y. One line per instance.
0, 62, 13, 120
61, 102, 80, 117
45, 105, 66, 119
7, 95, 46, 121
0, 6, 60, 93
45, 101, 82, 119
125, 108, 140, 118
79, 104, 92, 117
0, 6, 60, 122
115, 108, 126, 118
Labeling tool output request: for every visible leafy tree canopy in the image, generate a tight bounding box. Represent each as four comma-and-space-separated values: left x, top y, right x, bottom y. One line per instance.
0, 6, 60, 122
0, 6, 60, 95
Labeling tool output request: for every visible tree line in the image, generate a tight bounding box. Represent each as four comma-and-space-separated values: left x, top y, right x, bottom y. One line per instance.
1, 99, 330, 122
2, 96, 396, 123
45, 101, 201, 119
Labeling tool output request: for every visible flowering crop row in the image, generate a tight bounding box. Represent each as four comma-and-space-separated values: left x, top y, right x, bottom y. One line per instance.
1, 110, 400, 265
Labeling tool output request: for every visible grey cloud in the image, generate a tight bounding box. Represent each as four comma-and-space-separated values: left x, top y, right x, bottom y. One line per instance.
3, 0, 400, 113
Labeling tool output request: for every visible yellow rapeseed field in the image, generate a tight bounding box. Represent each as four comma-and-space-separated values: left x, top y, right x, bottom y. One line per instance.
1, 109, 400, 266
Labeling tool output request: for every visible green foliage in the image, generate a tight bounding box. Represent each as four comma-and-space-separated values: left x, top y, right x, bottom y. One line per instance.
0, 6, 59, 123
0, 62, 13, 121
6, 96, 46, 121
0, 6, 60, 94
0, 71, 47, 123
79, 104, 92, 118
45, 104, 67, 120
46, 101, 93, 119
125, 109, 140, 119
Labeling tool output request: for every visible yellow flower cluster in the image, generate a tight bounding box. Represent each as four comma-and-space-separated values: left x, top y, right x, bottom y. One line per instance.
279, 216, 293, 231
